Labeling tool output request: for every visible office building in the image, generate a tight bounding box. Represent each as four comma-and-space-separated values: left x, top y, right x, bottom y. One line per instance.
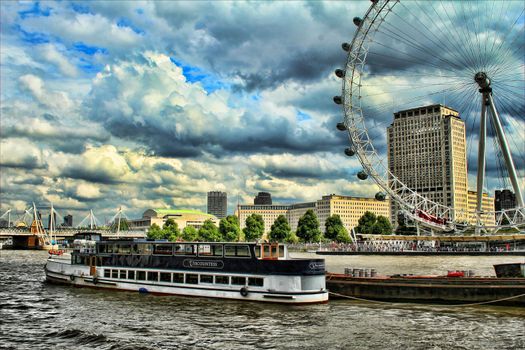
387, 104, 468, 225
129, 209, 219, 231
63, 215, 73, 227
236, 194, 390, 236
254, 192, 272, 205
207, 191, 227, 219
495, 189, 517, 211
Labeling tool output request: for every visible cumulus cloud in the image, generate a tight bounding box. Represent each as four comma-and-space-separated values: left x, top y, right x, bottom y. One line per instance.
19, 74, 73, 110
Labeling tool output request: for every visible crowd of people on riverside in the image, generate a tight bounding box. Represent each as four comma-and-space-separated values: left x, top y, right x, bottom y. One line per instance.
308, 240, 518, 253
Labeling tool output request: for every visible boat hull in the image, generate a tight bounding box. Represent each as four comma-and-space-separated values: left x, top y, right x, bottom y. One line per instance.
45, 258, 328, 304
326, 273, 525, 306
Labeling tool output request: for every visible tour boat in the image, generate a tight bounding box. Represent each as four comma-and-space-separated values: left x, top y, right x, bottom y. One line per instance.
44, 234, 328, 304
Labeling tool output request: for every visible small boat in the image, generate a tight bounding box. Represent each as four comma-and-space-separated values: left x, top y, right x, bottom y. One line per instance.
326, 264, 525, 306
44, 234, 328, 304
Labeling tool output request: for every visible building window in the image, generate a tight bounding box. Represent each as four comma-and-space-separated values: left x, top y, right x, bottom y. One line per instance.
137, 271, 146, 281
112, 270, 118, 279
104, 269, 111, 278
128, 270, 135, 280
119, 270, 126, 279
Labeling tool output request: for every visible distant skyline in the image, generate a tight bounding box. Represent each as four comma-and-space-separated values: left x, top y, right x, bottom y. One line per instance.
1, 1, 522, 220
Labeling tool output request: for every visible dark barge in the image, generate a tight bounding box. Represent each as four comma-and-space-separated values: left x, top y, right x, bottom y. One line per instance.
326, 263, 525, 306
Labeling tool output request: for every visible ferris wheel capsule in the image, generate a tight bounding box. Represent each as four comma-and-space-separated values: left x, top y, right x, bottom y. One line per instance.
336, 122, 347, 131
353, 17, 363, 26
333, 96, 342, 104
375, 192, 386, 201
341, 43, 350, 52
335, 69, 345, 78
344, 148, 355, 156
357, 171, 368, 180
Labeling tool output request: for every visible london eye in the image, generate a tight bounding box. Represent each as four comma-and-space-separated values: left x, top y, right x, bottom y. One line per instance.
335, 0, 525, 233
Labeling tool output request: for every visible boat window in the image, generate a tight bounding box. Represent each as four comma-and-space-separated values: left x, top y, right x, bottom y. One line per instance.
174, 244, 196, 256
248, 277, 264, 287
173, 273, 184, 283
198, 244, 212, 256
154, 244, 173, 255
99, 245, 106, 253
128, 270, 135, 280
278, 245, 285, 258
160, 272, 171, 282
214, 275, 229, 284
136, 244, 153, 255
137, 271, 146, 281
104, 269, 111, 278
119, 245, 131, 254
254, 246, 261, 258
224, 245, 236, 257
236, 246, 250, 257
271, 245, 277, 257
212, 244, 223, 256
132, 245, 139, 254
200, 274, 213, 284
106, 245, 113, 254
119, 270, 126, 279
186, 274, 198, 284
148, 271, 158, 282
231, 276, 246, 285
112, 270, 118, 279
263, 245, 270, 257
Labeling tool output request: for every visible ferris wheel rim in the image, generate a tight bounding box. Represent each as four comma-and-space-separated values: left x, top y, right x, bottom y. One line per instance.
340, 0, 525, 232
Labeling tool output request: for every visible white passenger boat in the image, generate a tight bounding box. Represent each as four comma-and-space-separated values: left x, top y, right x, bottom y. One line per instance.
44, 233, 328, 304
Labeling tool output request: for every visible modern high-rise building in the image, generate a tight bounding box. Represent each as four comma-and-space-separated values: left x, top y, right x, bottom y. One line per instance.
387, 104, 493, 226
207, 191, 227, 219
63, 214, 73, 227
495, 189, 517, 211
254, 192, 272, 205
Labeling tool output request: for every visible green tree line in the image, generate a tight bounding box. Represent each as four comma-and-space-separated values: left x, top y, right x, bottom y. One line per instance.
147, 210, 392, 243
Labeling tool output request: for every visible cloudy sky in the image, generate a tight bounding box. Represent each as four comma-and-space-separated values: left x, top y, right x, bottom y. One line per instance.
0, 1, 523, 224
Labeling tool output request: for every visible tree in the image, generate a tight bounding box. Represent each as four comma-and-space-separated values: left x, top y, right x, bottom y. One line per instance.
219, 215, 241, 241
372, 215, 393, 235
355, 211, 393, 235
147, 223, 164, 240
243, 214, 265, 241
182, 225, 199, 241
296, 209, 321, 242
355, 211, 377, 234
325, 214, 351, 242
198, 219, 221, 242
269, 215, 291, 242
164, 219, 181, 241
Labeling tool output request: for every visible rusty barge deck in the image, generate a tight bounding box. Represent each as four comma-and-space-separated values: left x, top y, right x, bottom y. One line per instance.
326, 273, 525, 306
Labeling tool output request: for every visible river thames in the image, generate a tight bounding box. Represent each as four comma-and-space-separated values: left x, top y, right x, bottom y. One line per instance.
1, 250, 524, 350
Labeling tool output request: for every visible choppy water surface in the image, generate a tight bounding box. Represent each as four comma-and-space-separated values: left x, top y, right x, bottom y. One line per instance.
1, 251, 524, 350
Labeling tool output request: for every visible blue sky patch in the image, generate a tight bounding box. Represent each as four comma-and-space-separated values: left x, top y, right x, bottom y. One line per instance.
18, 2, 51, 19
71, 3, 91, 14
72, 42, 108, 56
296, 110, 312, 122
117, 18, 145, 35
16, 25, 51, 44
170, 56, 229, 93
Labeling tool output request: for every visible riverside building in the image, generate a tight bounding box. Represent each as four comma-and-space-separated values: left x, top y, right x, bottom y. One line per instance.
207, 191, 227, 219
236, 194, 390, 236
387, 104, 493, 227
129, 209, 219, 231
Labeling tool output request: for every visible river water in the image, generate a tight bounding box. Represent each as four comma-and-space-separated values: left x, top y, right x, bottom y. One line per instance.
1, 250, 524, 350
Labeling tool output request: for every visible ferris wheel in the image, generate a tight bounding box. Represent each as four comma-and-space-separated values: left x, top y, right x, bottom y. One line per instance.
334, 0, 525, 233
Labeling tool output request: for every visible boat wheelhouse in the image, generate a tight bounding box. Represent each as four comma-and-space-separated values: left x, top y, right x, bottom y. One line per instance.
45, 236, 328, 304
